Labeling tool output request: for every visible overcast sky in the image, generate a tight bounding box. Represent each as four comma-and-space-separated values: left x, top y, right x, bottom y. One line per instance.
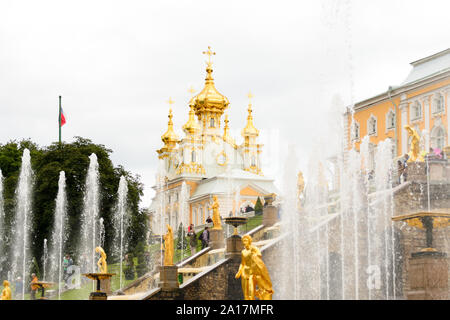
1, 0, 449, 206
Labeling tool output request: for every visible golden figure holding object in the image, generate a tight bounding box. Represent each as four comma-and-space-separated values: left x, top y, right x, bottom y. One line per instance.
404, 125, 424, 162
163, 224, 174, 266
95, 246, 108, 273
1, 280, 11, 300
235, 235, 273, 300
211, 195, 222, 230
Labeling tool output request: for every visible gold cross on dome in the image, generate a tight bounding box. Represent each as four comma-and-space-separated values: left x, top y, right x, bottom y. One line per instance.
247, 91, 254, 105
188, 86, 196, 95
202, 46, 216, 64
167, 97, 175, 105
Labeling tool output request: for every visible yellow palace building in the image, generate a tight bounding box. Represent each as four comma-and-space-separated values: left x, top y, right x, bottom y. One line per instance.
345, 48, 450, 157
149, 47, 278, 234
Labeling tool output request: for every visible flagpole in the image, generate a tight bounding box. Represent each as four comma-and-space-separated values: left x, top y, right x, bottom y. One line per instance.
59, 95, 62, 145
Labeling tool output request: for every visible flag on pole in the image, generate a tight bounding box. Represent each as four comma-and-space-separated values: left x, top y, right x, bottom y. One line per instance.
60, 107, 66, 127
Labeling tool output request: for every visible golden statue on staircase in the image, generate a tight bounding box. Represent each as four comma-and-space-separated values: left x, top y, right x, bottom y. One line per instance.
235, 235, 273, 300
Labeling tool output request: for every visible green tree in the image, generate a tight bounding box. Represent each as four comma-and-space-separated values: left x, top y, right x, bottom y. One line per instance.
0, 137, 145, 278
254, 196, 263, 215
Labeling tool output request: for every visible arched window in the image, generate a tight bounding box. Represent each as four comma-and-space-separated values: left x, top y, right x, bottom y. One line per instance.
411, 101, 422, 121
351, 122, 360, 140
191, 150, 196, 163
386, 110, 395, 130
251, 155, 256, 167
210, 117, 215, 128
431, 126, 446, 150
433, 93, 445, 114
368, 116, 377, 136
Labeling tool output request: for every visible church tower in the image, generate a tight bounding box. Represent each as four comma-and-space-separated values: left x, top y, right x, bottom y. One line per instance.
241, 93, 262, 175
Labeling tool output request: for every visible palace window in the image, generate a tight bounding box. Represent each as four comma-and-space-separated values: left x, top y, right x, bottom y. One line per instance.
351, 122, 360, 141
210, 117, 215, 128
386, 110, 395, 130
433, 93, 445, 114
367, 116, 377, 136
431, 126, 446, 150
411, 101, 422, 121
251, 155, 256, 167
191, 150, 196, 163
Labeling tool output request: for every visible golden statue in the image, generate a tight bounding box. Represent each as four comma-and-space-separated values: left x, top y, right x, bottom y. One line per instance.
1, 280, 11, 300
235, 235, 273, 300
163, 224, 174, 266
95, 246, 107, 274
211, 195, 222, 230
404, 125, 424, 162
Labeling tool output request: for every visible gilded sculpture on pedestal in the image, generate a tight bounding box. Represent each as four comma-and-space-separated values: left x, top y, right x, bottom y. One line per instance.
163, 224, 174, 266
95, 246, 108, 274
211, 195, 222, 230
404, 125, 424, 162
235, 235, 273, 300
1, 280, 11, 300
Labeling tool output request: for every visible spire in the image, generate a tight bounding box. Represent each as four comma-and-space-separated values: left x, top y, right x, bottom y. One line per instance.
241, 92, 259, 137
161, 98, 178, 145
183, 104, 201, 135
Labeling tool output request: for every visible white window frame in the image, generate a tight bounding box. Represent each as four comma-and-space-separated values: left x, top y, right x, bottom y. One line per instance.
410, 101, 422, 122
386, 109, 395, 131
351, 121, 360, 141
367, 115, 377, 136
432, 93, 445, 115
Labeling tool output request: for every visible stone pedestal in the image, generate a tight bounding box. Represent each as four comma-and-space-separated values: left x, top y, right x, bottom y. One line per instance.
100, 278, 112, 294
263, 205, 278, 227
209, 228, 225, 250
226, 234, 244, 257
406, 252, 448, 300
158, 265, 179, 291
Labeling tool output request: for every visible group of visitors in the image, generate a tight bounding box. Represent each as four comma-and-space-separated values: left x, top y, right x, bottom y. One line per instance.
186, 223, 210, 255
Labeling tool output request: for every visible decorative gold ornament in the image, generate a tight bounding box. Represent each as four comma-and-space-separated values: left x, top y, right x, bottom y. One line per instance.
158, 107, 179, 155
235, 235, 273, 300
216, 150, 228, 166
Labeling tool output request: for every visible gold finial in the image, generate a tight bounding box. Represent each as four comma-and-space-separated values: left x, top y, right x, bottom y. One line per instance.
203, 46, 216, 65
188, 86, 196, 95
242, 92, 259, 137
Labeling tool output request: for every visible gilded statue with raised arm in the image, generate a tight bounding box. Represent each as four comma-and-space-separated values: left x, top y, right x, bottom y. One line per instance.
163, 224, 174, 266
404, 125, 424, 162
1, 280, 11, 300
95, 246, 107, 274
235, 235, 273, 300
211, 195, 222, 230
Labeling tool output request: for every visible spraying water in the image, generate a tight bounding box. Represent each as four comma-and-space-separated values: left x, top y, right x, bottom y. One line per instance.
79, 154, 100, 286
42, 239, 48, 281
113, 175, 128, 289
0, 170, 5, 278
49, 171, 68, 299
11, 148, 33, 300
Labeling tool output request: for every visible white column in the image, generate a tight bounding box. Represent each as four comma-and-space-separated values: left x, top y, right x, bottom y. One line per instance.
446, 90, 450, 146
400, 101, 408, 155
424, 96, 430, 151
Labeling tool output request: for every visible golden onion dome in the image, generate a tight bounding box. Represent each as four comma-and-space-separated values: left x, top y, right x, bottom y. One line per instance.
182, 105, 201, 135
161, 108, 179, 144
189, 60, 229, 118
242, 103, 259, 137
